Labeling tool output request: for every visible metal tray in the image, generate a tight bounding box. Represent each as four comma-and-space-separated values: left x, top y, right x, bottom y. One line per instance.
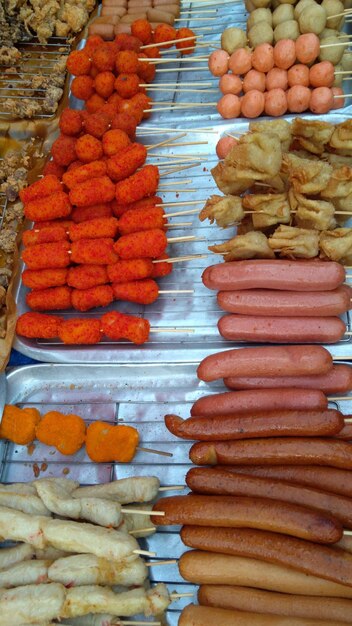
2, 362, 352, 625
14, 111, 352, 363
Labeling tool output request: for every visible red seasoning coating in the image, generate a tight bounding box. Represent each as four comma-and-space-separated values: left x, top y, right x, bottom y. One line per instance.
16, 312, 62, 338
71, 203, 113, 223
67, 265, 109, 289
22, 226, 68, 247
115, 164, 159, 204
101, 310, 150, 344
112, 278, 159, 304
107, 258, 153, 283
69, 176, 115, 207
22, 268, 68, 290
68, 217, 119, 241
114, 228, 167, 259
106, 142, 147, 181
71, 237, 118, 265
71, 284, 114, 311
151, 254, 173, 278
118, 205, 165, 235
26, 286, 72, 311
24, 192, 72, 222
58, 318, 102, 344
22, 241, 71, 270
20, 175, 62, 204
111, 195, 162, 217
62, 160, 107, 190
51, 135, 77, 166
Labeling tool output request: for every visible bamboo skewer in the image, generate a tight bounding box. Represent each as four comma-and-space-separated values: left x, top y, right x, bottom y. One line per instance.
155, 67, 209, 73
141, 35, 201, 50
159, 485, 185, 490
146, 133, 187, 151
146, 560, 177, 567
139, 56, 208, 63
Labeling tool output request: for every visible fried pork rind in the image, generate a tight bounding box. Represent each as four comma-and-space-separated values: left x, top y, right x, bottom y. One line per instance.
209, 231, 275, 261
249, 119, 292, 153
320, 228, 352, 263
289, 189, 336, 231
322, 166, 352, 203
269, 225, 319, 258
199, 194, 244, 227
211, 161, 253, 195
243, 193, 291, 229
291, 118, 334, 155
282, 154, 332, 195
329, 120, 352, 156
226, 132, 283, 180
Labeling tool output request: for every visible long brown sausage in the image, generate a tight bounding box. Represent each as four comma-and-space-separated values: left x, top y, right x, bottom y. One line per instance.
198, 586, 352, 623
189, 437, 352, 470
179, 604, 348, 626
197, 345, 333, 382
178, 551, 352, 597
224, 364, 352, 393
202, 260, 345, 291
186, 467, 352, 528
218, 465, 352, 498
151, 494, 342, 543
335, 422, 352, 440
218, 314, 346, 344
191, 389, 328, 416
217, 286, 350, 316
165, 409, 343, 441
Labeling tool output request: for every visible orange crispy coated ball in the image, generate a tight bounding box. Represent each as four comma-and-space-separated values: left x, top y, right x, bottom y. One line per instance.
101, 310, 150, 344
36, 411, 86, 455
67, 265, 109, 289
22, 241, 71, 270
58, 318, 102, 345
114, 73, 141, 98
71, 203, 113, 223
26, 286, 72, 311
115, 50, 139, 74
59, 108, 83, 136
71, 237, 118, 264
94, 71, 115, 98
106, 142, 147, 181
66, 50, 91, 76
143, 46, 161, 59
24, 192, 72, 223
176, 28, 196, 55
69, 176, 115, 207
75, 134, 103, 163
72, 284, 114, 312
137, 55, 156, 83
84, 35, 104, 58
114, 34, 142, 53
67, 160, 84, 172
0, 406, 41, 445
22, 268, 68, 290
117, 98, 144, 124
63, 160, 107, 190
52, 135, 77, 167
154, 24, 177, 49
69, 217, 118, 241
16, 312, 62, 339
43, 161, 65, 180
111, 112, 137, 139
114, 228, 167, 260
84, 112, 110, 138
20, 174, 62, 204
71, 75, 95, 101
102, 128, 130, 156
92, 44, 116, 71
86, 422, 139, 462
107, 258, 153, 283
131, 92, 152, 119
131, 19, 153, 44
86, 93, 106, 114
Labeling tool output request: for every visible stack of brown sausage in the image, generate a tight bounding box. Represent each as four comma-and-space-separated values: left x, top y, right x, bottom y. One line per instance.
152, 338, 352, 624
89, 0, 181, 39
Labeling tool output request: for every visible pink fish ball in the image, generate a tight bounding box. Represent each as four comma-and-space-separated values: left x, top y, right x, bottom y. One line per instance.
273, 39, 296, 70
309, 61, 335, 88
295, 33, 320, 65
243, 69, 266, 93
208, 49, 230, 77
241, 89, 265, 118
252, 43, 274, 72
265, 88, 288, 116
216, 136, 238, 159
288, 64, 310, 87
219, 74, 243, 95
217, 94, 241, 119
310, 86, 334, 114
331, 87, 345, 109
266, 67, 288, 91
287, 85, 311, 112
229, 48, 252, 75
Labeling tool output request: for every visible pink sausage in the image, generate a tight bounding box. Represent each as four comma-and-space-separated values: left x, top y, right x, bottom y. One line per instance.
287, 85, 311, 112
310, 87, 334, 114
218, 315, 346, 344
295, 33, 320, 65
197, 345, 333, 382
273, 39, 296, 69
251, 43, 274, 73
228, 48, 252, 75
224, 364, 352, 393
243, 70, 266, 93
217, 286, 350, 316
264, 88, 287, 116
288, 64, 309, 87
202, 260, 345, 292
266, 68, 288, 91
191, 388, 328, 416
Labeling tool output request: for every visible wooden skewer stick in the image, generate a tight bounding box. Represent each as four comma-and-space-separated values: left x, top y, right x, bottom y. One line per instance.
320, 41, 351, 48
119, 621, 161, 625
134, 549, 156, 557
160, 163, 201, 177
167, 235, 204, 243
153, 253, 208, 263
140, 82, 213, 87
334, 93, 352, 98
129, 528, 156, 535
159, 485, 185, 490
157, 200, 205, 207
138, 127, 217, 134
159, 179, 193, 186
122, 508, 160, 516
139, 56, 208, 63
327, 9, 352, 18
147, 87, 218, 92
146, 560, 177, 567
166, 208, 201, 217
335, 70, 352, 74
150, 327, 194, 333
155, 67, 209, 73
147, 133, 187, 151
171, 593, 194, 599
141, 35, 201, 50
137, 446, 173, 457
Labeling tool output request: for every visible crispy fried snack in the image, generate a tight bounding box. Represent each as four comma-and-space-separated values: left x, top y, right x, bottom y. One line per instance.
289, 189, 336, 231
291, 118, 334, 155
320, 228, 352, 263
71, 285, 114, 312
112, 279, 159, 305
16, 312, 62, 339
101, 310, 150, 344
282, 154, 333, 195
58, 318, 102, 345
209, 231, 275, 261
0, 406, 41, 445
113, 228, 167, 259
200, 195, 244, 228
86, 422, 139, 462
269, 224, 320, 258
107, 259, 153, 283
36, 411, 86, 456
243, 193, 291, 230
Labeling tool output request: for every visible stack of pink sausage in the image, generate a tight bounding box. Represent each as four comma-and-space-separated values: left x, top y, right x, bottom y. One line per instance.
152, 343, 352, 625
201, 259, 351, 345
